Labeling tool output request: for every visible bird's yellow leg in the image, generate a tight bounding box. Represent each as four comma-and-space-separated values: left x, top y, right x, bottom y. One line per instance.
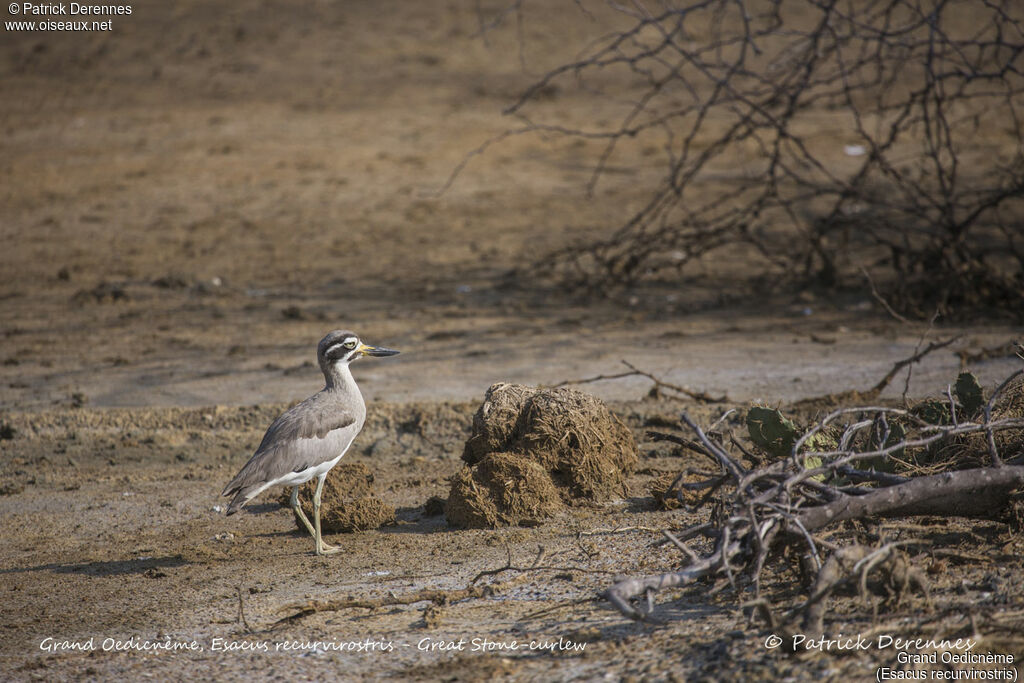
289, 486, 317, 539
313, 474, 340, 555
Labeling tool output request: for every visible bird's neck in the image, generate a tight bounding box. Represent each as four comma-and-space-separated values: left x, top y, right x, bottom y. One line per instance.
324, 360, 358, 393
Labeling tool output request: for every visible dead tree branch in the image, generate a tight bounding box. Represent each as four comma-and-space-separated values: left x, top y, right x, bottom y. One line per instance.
604, 369, 1024, 623
794, 465, 1024, 531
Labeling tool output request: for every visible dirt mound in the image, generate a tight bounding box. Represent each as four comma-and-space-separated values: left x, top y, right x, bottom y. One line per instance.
463, 383, 539, 462
279, 462, 395, 533
448, 383, 638, 527
445, 452, 563, 528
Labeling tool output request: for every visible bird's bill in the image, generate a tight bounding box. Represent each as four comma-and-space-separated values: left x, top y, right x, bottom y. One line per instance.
358, 343, 400, 357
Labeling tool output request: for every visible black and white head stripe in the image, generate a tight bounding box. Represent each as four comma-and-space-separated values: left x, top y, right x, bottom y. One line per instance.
317, 330, 361, 364
324, 336, 359, 361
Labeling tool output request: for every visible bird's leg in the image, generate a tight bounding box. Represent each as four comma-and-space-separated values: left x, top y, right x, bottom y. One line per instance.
313, 474, 340, 555
289, 486, 317, 539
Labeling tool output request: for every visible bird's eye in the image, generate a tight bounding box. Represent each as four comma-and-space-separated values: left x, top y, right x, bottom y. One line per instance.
344, 340, 357, 349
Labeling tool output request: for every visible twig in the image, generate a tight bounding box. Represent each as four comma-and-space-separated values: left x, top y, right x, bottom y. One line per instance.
550, 360, 728, 404
956, 341, 1022, 369
650, 521, 714, 547
798, 545, 871, 636
471, 545, 617, 584
708, 409, 737, 433
902, 310, 942, 403
522, 596, 599, 621
647, 430, 714, 460
662, 530, 700, 565
679, 412, 746, 481
870, 334, 961, 398
623, 360, 728, 403
946, 385, 959, 427
853, 543, 911, 603
837, 465, 910, 487
862, 267, 910, 324
795, 465, 1024, 531
981, 368, 1024, 467
237, 586, 252, 634
275, 575, 534, 626
577, 525, 662, 536
604, 542, 739, 622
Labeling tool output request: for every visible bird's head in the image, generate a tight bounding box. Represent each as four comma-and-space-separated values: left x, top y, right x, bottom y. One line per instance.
317, 330, 400, 371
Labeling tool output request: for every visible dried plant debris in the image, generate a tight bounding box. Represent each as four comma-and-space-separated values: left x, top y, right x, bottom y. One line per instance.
607, 368, 1024, 626
740, 372, 1018, 476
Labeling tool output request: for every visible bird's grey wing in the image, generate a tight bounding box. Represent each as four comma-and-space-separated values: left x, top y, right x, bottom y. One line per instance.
251, 393, 357, 451
221, 400, 358, 505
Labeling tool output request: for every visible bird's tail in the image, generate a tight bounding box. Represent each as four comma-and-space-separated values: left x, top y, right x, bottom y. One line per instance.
222, 481, 259, 516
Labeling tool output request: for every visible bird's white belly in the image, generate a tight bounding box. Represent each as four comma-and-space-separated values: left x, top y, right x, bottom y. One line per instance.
273, 452, 345, 489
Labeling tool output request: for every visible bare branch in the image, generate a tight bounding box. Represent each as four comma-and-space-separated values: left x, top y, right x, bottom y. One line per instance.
473, 0, 1024, 318
868, 335, 961, 398
549, 360, 728, 403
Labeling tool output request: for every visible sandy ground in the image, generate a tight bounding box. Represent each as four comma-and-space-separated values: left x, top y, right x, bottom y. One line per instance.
1, 1, 1022, 680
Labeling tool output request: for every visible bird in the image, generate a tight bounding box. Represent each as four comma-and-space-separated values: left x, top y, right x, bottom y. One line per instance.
221, 330, 399, 555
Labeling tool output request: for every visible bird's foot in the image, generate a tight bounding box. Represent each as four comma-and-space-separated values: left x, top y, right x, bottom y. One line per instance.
315, 543, 341, 556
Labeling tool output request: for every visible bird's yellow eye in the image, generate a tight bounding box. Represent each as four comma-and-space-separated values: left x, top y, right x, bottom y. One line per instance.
344, 340, 357, 349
